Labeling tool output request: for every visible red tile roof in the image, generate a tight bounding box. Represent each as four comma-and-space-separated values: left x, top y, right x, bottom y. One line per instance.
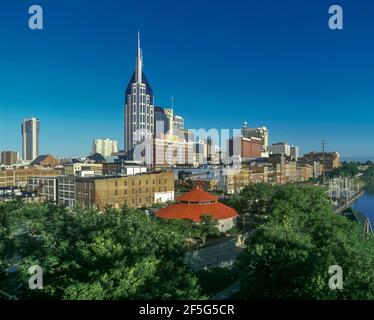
156, 187, 238, 222
156, 202, 238, 222
176, 187, 219, 203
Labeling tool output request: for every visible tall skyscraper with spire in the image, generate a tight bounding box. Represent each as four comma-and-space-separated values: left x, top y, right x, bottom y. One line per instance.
124, 32, 154, 154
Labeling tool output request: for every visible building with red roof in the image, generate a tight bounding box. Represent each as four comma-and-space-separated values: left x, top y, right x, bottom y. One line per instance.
156, 187, 239, 232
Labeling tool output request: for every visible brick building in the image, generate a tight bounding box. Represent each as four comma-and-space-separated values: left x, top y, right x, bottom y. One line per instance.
1, 151, 19, 165
30, 154, 59, 168
28, 177, 58, 202
0, 168, 60, 188
229, 136, 262, 160
75, 171, 174, 210
302, 152, 340, 173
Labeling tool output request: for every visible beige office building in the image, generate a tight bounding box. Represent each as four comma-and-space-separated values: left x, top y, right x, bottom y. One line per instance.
75, 171, 174, 210
0, 168, 60, 188
92, 138, 118, 156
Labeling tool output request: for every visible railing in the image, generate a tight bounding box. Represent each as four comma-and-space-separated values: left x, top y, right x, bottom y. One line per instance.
333, 190, 365, 214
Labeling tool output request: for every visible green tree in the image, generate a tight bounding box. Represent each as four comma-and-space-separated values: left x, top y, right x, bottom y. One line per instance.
226, 183, 278, 233
197, 214, 221, 245
0, 201, 204, 300
235, 184, 374, 299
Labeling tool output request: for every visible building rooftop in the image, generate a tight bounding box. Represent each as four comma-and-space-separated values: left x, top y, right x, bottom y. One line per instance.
30, 154, 59, 166
176, 187, 219, 203
75, 170, 171, 181
156, 187, 238, 222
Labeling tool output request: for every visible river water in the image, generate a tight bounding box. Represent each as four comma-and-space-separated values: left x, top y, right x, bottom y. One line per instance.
352, 185, 374, 221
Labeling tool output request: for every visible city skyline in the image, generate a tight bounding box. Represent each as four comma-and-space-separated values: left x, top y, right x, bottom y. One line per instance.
1, 1, 374, 159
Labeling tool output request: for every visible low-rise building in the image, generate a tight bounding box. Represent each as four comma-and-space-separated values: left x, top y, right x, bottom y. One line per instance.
156, 187, 238, 233
297, 163, 314, 182
75, 171, 174, 210
0, 168, 60, 188
28, 176, 58, 202
218, 167, 266, 194
302, 152, 341, 173
297, 159, 323, 179
57, 176, 76, 207
102, 161, 147, 176
63, 163, 103, 176
267, 155, 298, 184
30, 154, 59, 168
250, 165, 274, 184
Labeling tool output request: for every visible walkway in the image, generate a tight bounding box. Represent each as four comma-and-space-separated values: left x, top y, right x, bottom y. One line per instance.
333, 190, 365, 214
185, 237, 244, 271
210, 281, 240, 300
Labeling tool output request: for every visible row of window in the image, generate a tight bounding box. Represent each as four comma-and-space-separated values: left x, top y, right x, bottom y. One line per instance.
124, 196, 153, 206
133, 114, 153, 122
114, 179, 168, 187
132, 94, 150, 104
29, 179, 55, 186
133, 124, 154, 132
132, 85, 146, 93
59, 185, 75, 191
58, 191, 75, 198
114, 186, 168, 196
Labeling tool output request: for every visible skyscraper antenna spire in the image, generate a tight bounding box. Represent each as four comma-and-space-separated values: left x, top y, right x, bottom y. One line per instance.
138, 30, 141, 51
135, 31, 143, 83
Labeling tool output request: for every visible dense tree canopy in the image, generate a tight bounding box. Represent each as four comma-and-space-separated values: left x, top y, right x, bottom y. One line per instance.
232, 184, 374, 299
0, 200, 204, 300
363, 165, 374, 183
326, 161, 374, 183
226, 183, 278, 232
2, 182, 374, 300
328, 162, 361, 178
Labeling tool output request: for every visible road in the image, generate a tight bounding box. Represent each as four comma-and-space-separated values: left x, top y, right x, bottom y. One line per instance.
185, 237, 244, 271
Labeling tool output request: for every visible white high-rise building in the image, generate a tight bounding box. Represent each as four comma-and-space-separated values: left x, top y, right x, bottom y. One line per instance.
269, 142, 291, 157
22, 117, 40, 161
92, 138, 118, 156
124, 32, 154, 155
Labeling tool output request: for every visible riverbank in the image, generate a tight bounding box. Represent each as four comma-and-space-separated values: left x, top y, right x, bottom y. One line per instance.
352, 188, 374, 222
333, 190, 365, 214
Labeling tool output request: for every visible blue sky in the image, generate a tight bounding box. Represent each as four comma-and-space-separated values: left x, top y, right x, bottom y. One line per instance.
0, 0, 374, 158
